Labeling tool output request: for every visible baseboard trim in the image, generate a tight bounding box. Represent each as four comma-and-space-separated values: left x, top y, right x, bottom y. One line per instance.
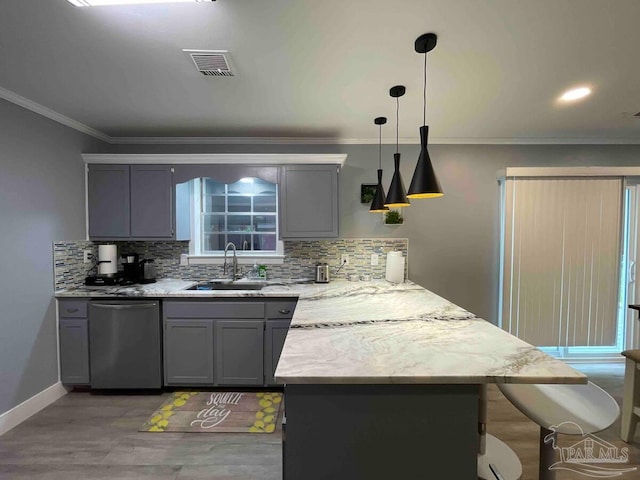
0, 382, 68, 436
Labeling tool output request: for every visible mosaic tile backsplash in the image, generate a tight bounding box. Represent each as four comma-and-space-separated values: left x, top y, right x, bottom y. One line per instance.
53, 238, 408, 291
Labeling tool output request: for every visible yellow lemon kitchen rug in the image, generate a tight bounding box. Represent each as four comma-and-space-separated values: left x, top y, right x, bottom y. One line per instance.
140, 391, 282, 433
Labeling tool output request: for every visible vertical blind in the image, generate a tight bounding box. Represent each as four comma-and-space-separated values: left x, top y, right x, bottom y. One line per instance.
501, 177, 622, 347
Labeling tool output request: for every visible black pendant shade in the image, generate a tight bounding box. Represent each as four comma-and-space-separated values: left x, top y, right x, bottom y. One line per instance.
370, 169, 389, 213
407, 32, 443, 200
407, 125, 443, 198
384, 153, 410, 207
369, 116, 389, 213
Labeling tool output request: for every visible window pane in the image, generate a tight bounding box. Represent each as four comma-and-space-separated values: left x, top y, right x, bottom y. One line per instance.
228, 179, 254, 195
227, 234, 252, 251
228, 215, 252, 232
253, 215, 277, 233
197, 176, 278, 253
253, 178, 276, 195
203, 178, 225, 195
204, 234, 226, 251
203, 214, 225, 233
205, 195, 225, 212
254, 195, 277, 213
228, 195, 251, 212
253, 234, 277, 251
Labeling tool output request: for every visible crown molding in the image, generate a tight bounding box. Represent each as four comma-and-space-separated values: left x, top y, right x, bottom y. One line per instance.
0, 86, 110, 143
107, 135, 640, 146
3, 86, 640, 146
82, 153, 348, 166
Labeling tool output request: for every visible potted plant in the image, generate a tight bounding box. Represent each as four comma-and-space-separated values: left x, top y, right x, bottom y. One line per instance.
384, 210, 403, 225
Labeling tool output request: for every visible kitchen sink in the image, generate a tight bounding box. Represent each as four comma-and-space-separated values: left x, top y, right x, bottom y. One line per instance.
187, 280, 266, 291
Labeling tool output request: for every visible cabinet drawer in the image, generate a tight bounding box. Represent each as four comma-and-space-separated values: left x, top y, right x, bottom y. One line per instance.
58, 300, 88, 318
165, 301, 265, 319
266, 300, 297, 319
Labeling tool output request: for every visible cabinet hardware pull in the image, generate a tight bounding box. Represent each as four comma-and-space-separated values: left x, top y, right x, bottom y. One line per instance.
279, 310, 291, 314
91, 303, 157, 310
67, 308, 79, 313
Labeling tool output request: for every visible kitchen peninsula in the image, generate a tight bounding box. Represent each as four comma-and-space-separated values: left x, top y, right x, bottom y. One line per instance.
273, 281, 586, 480
57, 279, 586, 479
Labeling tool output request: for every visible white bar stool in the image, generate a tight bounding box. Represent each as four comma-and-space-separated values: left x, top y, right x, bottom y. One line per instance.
497, 381, 619, 480
477, 385, 522, 480
622, 349, 640, 442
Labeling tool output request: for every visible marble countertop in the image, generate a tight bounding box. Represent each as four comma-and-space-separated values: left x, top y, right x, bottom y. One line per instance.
55, 278, 313, 298
55, 278, 586, 386
274, 281, 587, 385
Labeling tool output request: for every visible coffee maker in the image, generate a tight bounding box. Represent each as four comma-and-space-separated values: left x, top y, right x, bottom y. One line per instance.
121, 253, 140, 284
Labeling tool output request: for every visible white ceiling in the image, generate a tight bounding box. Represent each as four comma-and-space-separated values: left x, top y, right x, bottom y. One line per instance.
1, 0, 640, 143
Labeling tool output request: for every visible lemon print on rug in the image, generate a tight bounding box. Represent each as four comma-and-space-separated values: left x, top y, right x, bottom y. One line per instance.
140, 391, 283, 433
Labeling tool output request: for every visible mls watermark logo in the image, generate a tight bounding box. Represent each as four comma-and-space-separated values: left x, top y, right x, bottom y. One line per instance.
545, 422, 637, 477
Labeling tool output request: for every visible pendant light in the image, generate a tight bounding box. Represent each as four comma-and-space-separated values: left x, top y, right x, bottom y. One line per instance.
369, 117, 389, 213
408, 33, 444, 199
384, 85, 410, 208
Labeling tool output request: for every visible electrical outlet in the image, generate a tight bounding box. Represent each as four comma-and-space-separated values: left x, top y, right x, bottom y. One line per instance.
341, 254, 349, 265
83, 250, 92, 264
371, 253, 379, 266
180, 254, 189, 266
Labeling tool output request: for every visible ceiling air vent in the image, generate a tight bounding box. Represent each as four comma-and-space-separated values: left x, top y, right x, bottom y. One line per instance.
183, 49, 234, 77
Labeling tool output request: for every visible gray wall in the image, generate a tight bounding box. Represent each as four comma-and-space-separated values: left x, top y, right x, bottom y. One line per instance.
110, 142, 640, 323
0, 99, 107, 416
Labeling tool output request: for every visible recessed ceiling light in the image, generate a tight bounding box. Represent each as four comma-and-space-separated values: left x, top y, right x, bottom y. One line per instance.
559, 87, 592, 102
66, 0, 212, 7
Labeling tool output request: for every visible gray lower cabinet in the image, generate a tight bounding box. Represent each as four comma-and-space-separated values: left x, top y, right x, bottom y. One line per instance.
163, 300, 268, 387
264, 299, 296, 385
265, 320, 291, 385
58, 300, 90, 385
164, 319, 214, 385
280, 164, 339, 238
215, 320, 264, 385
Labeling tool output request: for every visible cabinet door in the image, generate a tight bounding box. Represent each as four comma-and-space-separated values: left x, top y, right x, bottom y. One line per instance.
264, 319, 291, 385
280, 164, 339, 238
164, 319, 214, 385
130, 165, 173, 238
59, 318, 90, 385
88, 164, 130, 239
215, 320, 264, 385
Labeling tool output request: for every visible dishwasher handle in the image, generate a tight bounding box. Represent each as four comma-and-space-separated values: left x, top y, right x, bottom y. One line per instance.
91, 302, 158, 310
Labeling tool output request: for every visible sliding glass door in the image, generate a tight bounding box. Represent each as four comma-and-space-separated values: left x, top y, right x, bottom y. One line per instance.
499, 175, 630, 359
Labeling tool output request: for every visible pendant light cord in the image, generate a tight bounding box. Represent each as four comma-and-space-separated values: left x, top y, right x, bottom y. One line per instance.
396, 96, 399, 154
423, 51, 427, 126
378, 124, 382, 169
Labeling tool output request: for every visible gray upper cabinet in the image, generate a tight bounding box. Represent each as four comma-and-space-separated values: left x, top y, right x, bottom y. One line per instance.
88, 164, 174, 240
58, 300, 90, 385
130, 165, 173, 238
88, 165, 130, 239
280, 164, 339, 238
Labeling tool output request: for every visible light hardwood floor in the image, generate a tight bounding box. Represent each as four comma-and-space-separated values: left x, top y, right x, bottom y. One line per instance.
0, 364, 638, 480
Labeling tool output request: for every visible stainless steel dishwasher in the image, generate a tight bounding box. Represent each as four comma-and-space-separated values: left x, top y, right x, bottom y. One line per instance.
89, 300, 162, 389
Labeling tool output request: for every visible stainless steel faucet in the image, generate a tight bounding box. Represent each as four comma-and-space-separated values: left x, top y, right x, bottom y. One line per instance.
223, 242, 240, 280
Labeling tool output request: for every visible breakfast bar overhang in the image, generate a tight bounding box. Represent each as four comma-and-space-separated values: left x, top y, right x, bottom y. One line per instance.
275, 282, 587, 479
